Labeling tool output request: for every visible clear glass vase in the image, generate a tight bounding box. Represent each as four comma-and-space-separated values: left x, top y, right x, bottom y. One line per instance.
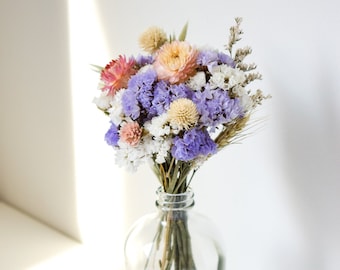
124, 187, 226, 270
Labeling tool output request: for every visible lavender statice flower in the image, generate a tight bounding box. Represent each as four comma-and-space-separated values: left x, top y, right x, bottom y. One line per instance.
122, 89, 140, 120
122, 68, 157, 121
171, 128, 217, 161
197, 49, 219, 70
135, 54, 154, 66
105, 122, 120, 147
197, 49, 235, 73
151, 81, 171, 115
170, 83, 193, 100
218, 52, 235, 67
151, 81, 192, 115
193, 85, 243, 130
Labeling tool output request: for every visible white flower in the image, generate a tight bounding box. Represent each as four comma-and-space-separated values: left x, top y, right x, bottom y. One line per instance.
144, 113, 170, 138
209, 71, 226, 89
115, 141, 148, 172
187, 72, 206, 90
232, 85, 253, 112
143, 136, 171, 164
108, 89, 126, 126
209, 65, 246, 90
93, 90, 113, 110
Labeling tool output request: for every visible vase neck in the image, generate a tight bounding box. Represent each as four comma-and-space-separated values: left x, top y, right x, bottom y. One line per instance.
156, 187, 195, 211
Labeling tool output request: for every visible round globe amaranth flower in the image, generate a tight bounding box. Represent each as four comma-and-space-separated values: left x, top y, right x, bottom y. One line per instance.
167, 98, 199, 130
139, 26, 168, 53
153, 41, 199, 84
120, 122, 143, 146
100, 55, 138, 96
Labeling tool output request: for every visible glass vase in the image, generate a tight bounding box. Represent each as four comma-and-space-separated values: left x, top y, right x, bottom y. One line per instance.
124, 187, 226, 270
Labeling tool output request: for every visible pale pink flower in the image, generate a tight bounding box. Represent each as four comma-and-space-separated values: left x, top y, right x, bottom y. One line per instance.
153, 41, 199, 84
100, 55, 138, 96
120, 122, 143, 146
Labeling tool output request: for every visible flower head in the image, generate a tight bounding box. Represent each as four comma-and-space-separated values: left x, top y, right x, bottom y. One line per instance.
167, 98, 199, 130
171, 128, 217, 161
139, 26, 168, 53
120, 122, 143, 146
100, 55, 138, 96
105, 123, 120, 147
193, 86, 243, 130
153, 41, 199, 84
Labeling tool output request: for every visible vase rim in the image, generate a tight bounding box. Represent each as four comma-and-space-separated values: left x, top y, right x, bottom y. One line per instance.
156, 186, 194, 196
156, 186, 195, 210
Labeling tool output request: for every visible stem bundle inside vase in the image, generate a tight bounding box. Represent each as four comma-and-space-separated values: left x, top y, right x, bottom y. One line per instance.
145, 189, 196, 270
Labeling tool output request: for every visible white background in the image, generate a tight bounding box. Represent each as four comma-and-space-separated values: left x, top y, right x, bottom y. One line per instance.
1, 0, 339, 269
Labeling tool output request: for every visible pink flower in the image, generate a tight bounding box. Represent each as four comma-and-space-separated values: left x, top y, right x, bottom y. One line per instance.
120, 122, 143, 146
100, 55, 138, 96
153, 41, 199, 84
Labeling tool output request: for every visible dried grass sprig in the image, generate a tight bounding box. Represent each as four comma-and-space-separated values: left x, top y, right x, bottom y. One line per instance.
214, 115, 250, 149
244, 72, 263, 85
251, 89, 271, 108
236, 62, 257, 72
234, 46, 252, 63
226, 17, 243, 54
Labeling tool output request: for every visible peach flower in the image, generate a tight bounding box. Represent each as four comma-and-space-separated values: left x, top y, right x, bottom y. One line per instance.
120, 122, 143, 146
153, 41, 198, 84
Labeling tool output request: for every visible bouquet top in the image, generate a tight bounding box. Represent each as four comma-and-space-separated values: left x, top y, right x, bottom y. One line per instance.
94, 18, 269, 193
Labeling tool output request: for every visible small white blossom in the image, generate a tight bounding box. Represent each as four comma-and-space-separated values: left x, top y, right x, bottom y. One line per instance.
232, 85, 253, 112
143, 136, 171, 164
209, 72, 226, 89
144, 113, 170, 138
187, 72, 206, 90
209, 65, 246, 90
115, 141, 148, 172
93, 90, 113, 110
109, 89, 126, 126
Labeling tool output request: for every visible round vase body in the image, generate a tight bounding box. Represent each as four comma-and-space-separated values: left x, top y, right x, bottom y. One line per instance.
124, 188, 225, 270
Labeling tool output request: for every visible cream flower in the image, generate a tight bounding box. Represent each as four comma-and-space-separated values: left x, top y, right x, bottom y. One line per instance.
139, 26, 168, 53
153, 41, 199, 84
167, 98, 199, 130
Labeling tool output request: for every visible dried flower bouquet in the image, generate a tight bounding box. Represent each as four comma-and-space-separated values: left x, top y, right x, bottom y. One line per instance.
93, 18, 269, 269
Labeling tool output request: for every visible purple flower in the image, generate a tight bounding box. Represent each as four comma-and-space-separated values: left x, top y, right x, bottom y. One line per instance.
122, 89, 140, 120
218, 52, 235, 67
169, 83, 193, 100
151, 81, 171, 115
197, 50, 219, 66
151, 81, 193, 115
135, 54, 154, 66
105, 123, 120, 146
171, 128, 217, 161
193, 86, 243, 129
122, 69, 157, 121
197, 50, 235, 72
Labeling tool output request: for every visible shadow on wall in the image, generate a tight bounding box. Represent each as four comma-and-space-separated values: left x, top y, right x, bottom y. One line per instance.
0, 0, 80, 240
276, 60, 340, 268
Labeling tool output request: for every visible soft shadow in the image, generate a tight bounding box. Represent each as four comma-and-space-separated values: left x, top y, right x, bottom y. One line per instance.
276, 63, 340, 268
